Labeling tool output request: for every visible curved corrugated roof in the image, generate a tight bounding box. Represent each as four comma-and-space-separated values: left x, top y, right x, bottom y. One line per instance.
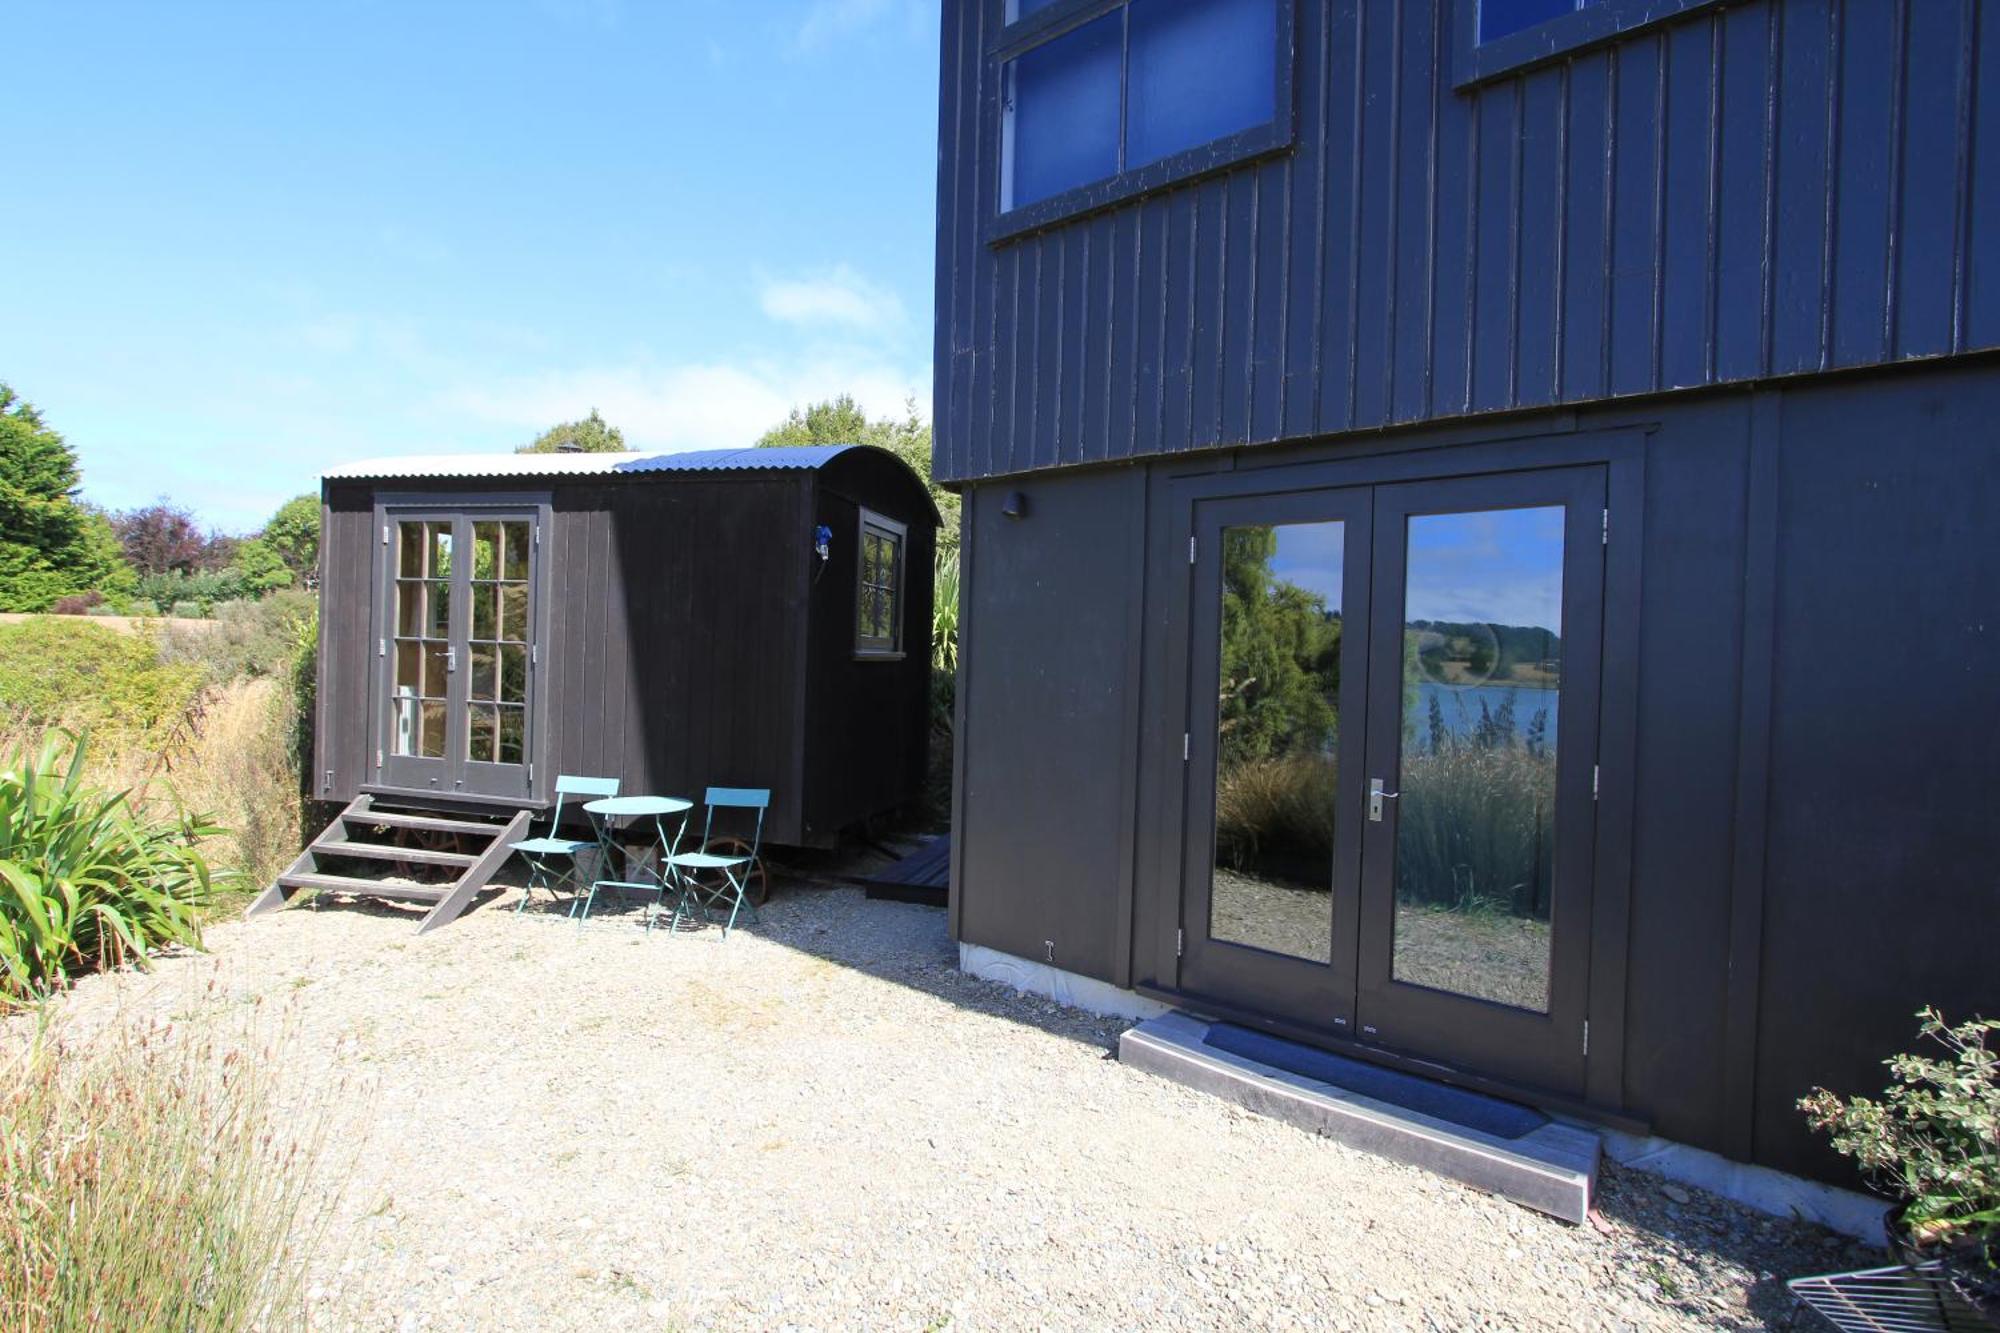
323, 443, 865, 480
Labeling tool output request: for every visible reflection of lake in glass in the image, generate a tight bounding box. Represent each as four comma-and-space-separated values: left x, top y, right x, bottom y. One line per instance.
1414, 681, 1559, 749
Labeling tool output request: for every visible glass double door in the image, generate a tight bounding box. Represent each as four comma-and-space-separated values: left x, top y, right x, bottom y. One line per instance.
376, 510, 539, 799
1179, 467, 1604, 1097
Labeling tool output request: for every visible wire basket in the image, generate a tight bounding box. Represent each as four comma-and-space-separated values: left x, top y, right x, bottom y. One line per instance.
1789, 1261, 1996, 1333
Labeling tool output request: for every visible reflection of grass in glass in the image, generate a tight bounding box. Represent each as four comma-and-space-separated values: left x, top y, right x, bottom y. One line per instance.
1215, 753, 1337, 874
1395, 745, 1556, 920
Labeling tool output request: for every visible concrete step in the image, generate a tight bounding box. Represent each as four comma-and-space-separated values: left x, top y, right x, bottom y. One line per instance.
1119, 1011, 1599, 1224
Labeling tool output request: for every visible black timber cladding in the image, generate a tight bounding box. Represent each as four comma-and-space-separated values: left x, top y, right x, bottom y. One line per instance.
932, 0, 2000, 483
315, 446, 936, 847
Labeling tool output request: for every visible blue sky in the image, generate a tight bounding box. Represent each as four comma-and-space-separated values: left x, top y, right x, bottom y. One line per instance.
2, 0, 941, 530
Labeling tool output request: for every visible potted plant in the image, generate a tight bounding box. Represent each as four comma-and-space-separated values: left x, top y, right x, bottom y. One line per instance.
1799, 1008, 2000, 1324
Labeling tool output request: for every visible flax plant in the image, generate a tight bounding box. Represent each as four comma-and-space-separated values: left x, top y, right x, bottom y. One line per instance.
0, 732, 225, 1004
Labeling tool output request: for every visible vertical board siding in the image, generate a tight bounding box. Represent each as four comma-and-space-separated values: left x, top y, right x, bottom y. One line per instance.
933, 0, 1996, 482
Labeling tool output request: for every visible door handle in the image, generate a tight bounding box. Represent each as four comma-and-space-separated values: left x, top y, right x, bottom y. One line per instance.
1368, 778, 1399, 822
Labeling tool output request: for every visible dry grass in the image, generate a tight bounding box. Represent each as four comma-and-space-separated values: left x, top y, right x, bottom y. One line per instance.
0, 1001, 341, 1331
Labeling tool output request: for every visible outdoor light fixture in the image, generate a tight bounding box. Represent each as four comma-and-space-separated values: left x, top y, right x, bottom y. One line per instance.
1001, 491, 1029, 519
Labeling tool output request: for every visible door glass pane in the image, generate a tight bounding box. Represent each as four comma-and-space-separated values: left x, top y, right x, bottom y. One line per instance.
1208, 521, 1345, 963
472, 583, 497, 641
499, 646, 527, 704
419, 699, 447, 759
1005, 9, 1121, 208
469, 646, 496, 701
502, 522, 529, 580
424, 580, 451, 639
497, 706, 525, 764
500, 585, 527, 642
467, 704, 498, 764
428, 523, 453, 577
1392, 506, 1565, 1012
1128, 0, 1277, 170
472, 521, 499, 579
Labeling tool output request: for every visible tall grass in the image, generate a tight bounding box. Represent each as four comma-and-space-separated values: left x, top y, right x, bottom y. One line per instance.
0, 733, 224, 1005
1395, 745, 1555, 917
0, 1012, 336, 1330
1215, 753, 1338, 872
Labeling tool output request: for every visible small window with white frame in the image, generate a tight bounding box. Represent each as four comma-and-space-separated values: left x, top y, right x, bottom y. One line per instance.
856, 509, 906, 657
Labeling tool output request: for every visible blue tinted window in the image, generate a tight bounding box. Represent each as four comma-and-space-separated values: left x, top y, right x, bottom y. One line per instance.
1006, 11, 1123, 209
1127, 0, 1275, 170
1010, 0, 1065, 16
1480, 0, 1583, 43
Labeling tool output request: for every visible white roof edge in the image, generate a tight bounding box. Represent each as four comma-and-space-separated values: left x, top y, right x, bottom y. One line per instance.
322, 452, 648, 480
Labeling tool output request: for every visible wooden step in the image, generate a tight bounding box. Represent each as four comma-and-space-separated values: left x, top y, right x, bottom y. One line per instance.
344, 809, 509, 838
315, 840, 478, 868
277, 871, 448, 902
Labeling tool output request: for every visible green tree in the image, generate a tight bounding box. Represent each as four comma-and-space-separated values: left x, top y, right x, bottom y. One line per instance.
228, 536, 293, 597
755, 394, 960, 549
1216, 527, 1342, 766
0, 384, 127, 611
515, 408, 626, 454
262, 494, 320, 582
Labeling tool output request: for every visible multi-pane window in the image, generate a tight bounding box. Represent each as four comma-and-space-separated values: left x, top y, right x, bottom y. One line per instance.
392, 521, 452, 759
466, 520, 531, 765
1464, 0, 1721, 82
856, 511, 905, 656
1001, 0, 1282, 216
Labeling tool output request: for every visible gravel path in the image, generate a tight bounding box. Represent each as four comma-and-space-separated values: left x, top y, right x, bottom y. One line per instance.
15, 878, 1877, 1331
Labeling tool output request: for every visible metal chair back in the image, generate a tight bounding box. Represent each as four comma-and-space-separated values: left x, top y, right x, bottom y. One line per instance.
550, 774, 620, 834
696, 786, 769, 860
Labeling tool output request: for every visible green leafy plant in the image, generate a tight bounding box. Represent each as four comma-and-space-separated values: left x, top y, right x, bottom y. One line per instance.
932, 549, 960, 674
0, 732, 225, 1003
1801, 1009, 2000, 1282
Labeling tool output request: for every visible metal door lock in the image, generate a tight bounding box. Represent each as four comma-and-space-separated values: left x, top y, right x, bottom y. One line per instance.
1368, 778, 1399, 821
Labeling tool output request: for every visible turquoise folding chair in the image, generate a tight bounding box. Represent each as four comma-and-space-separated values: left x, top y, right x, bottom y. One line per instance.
666, 787, 769, 939
510, 774, 619, 916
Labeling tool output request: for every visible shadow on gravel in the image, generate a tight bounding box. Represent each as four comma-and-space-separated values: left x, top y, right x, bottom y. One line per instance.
1589, 1159, 1884, 1330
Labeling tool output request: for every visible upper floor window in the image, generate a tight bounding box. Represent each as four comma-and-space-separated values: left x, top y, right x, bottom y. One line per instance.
856, 510, 906, 657
1460, 0, 1721, 86
996, 0, 1290, 237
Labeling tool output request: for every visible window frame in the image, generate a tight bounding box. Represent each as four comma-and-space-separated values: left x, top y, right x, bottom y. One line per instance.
987, 0, 1297, 245
1454, 0, 1727, 88
854, 508, 908, 660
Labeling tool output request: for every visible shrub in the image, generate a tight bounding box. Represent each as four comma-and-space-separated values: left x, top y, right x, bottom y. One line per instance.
49, 591, 103, 616
1216, 753, 1338, 871
1801, 1009, 2000, 1287
0, 618, 204, 748
0, 1014, 334, 1330
157, 590, 316, 686
136, 568, 248, 617
0, 733, 223, 1004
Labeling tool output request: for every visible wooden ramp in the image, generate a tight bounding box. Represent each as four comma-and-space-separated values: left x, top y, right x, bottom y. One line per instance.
247, 795, 531, 934
857, 835, 950, 906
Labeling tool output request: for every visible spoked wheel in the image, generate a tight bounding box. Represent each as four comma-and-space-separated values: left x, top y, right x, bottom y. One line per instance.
702, 837, 769, 907
389, 825, 469, 884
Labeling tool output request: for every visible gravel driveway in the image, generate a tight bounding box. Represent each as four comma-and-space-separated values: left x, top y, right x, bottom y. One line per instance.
19, 876, 1876, 1331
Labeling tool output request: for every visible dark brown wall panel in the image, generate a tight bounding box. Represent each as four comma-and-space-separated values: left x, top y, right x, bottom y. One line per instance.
934, 0, 1999, 483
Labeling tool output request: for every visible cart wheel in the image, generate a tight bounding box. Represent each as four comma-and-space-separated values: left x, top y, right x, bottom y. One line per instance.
704, 836, 769, 907
387, 825, 468, 884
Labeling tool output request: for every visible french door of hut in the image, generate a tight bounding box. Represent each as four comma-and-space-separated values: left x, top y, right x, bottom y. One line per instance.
1177, 467, 1604, 1098
372, 505, 545, 801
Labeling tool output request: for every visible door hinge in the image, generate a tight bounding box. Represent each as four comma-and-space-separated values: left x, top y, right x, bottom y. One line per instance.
1592, 764, 1600, 800
1176, 928, 1185, 958
531, 643, 537, 666
1182, 732, 1190, 761
375, 748, 383, 770
382, 523, 390, 546
1188, 535, 1197, 565
378, 637, 385, 658
1583, 1020, 1590, 1056
1602, 508, 1609, 546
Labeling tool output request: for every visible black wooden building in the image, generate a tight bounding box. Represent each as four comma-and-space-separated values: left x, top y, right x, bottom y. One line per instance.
934, 0, 1999, 1184
309, 444, 937, 849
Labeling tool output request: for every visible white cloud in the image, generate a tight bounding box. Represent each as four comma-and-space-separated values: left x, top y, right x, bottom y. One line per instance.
757, 265, 908, 335
442, 355, 928, 453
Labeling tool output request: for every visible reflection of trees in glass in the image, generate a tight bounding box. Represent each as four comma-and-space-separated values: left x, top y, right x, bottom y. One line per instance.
1217, 527, 1341, 767
1214, 526, 1342, 879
